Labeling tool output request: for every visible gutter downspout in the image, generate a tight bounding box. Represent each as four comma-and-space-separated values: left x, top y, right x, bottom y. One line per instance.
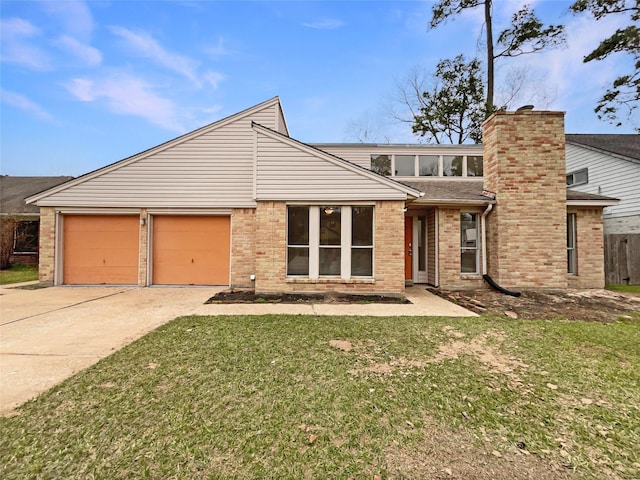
480, 202, 521, 297
481, 203, 493, 275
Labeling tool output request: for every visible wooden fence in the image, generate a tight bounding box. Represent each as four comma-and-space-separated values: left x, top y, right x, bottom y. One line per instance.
604, 234, 640, 285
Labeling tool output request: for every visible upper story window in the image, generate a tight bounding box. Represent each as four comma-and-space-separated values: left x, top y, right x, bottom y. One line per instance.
566, 168, 588, 187
371, 154, 483, 178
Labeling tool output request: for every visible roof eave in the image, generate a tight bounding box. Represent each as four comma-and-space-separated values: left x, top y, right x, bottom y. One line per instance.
566, 199, 620, 207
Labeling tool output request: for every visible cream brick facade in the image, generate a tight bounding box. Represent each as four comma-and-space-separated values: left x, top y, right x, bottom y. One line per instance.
230, 208, 257, 288
138, 209, 148, 286
483, 111, 568, 289
254, 200, 405, 294
38, 207, 56, 285
568, 207, 605, 288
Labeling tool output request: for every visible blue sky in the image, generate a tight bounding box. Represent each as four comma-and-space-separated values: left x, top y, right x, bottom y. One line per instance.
1, 0, 636, 176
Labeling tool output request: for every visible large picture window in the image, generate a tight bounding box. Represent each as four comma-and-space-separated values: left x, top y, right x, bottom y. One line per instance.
461, 213, 479, 273
13, 220, 39, 253
287, 205, 374, 278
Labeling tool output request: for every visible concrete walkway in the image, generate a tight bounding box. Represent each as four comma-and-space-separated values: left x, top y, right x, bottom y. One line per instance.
0, 284, 474, 415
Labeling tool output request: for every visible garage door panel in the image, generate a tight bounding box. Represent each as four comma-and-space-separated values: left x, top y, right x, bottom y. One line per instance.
63, 215, 138, 285
152, 216, 230, 285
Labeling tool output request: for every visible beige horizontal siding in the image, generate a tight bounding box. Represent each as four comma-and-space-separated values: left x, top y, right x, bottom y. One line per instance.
256, 133, 407, 201
37, 104, 281, 208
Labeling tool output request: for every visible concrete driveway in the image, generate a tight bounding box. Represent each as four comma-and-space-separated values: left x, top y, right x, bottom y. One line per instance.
1, 284, 473, 416
0, 285, 215, 415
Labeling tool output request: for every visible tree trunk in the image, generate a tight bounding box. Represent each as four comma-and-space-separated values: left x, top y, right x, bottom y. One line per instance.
485, 0, 494, 114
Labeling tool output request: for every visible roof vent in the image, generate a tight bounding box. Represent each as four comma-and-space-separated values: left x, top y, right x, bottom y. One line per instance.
516, 105, 534, 111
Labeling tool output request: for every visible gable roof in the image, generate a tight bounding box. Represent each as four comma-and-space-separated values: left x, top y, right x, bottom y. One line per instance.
566, 134, 640, 163
26, 97, 284, 205
252, 122, 422, 200
1, 176, 74, 214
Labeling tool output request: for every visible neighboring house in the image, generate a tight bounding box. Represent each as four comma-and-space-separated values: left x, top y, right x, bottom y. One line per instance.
26, 98, 616, 292
0, 176, 73, 268
565, 134, 640, 284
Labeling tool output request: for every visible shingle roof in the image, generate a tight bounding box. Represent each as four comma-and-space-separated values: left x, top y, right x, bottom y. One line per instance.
401, 178, 617, 204
1, 176, 74, 214
565, 134, 640, 161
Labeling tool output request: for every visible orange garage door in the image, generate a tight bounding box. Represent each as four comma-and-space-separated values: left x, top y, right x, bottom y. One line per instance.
152, 216, 230, 285
63, 215, 139, 285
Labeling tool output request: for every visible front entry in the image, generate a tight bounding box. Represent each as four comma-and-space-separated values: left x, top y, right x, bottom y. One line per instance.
404, 217, 413, 282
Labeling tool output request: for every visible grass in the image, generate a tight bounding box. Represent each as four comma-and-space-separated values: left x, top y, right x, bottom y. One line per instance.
0, 264, 38, 285
607, 284, 640, 295
1, 315, 639, 479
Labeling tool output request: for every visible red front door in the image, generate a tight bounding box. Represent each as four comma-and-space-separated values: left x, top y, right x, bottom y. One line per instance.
404, 217, 413, 281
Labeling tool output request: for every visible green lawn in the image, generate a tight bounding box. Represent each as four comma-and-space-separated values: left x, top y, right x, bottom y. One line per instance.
2, 315, 639, 479
0, 264, 38, 285
607, 284, 640, 295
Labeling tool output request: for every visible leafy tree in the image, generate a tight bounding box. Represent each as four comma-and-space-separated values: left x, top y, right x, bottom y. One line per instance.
429, 0, 565, 112
570, 0, 640, 128
412, 55, 486, 144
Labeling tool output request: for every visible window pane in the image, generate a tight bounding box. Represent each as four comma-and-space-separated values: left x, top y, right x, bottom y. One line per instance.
352, 206, 373, 246
287, 247, 309, 275
351, 248, 373, 276
466, 156, 483, 176
319, 247, 341, 275
394, 155, 415, 176
443, 155, 463, 176
14, 221, 39, 253
371, 155, 391, 176
287, 207, 309, 245
461, 250, 478, 273
320, 206, 341, 245
418, 155, 439, 176
461, 213, 477, 247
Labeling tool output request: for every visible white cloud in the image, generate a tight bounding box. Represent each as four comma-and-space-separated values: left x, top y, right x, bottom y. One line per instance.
55, 35, 102, 66
0, 18, 52, 70
202, 71, 225, 90
39, 0, 94, 40
0, 88, 53, 121
65, 73, 186, 132
110, 26, 201, 84
206, 36, 230, 57
303, 18, 346, 30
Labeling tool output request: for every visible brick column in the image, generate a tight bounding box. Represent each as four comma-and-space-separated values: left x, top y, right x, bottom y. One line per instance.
568, 207, 605, 288
483, 110, 568, 288
38, 207, 56, 285
230, 208, 257, 289
138, 209, 148, 286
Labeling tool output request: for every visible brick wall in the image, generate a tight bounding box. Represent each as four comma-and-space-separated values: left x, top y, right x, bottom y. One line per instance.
38, 207, 56, 284
568, 207, 605, 288
483, 110, 568, 289
231, 208, 257, 288
254, 200, 405, 294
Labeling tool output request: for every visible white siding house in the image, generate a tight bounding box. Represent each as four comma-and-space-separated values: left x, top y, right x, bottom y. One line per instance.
566, 135, 640, 234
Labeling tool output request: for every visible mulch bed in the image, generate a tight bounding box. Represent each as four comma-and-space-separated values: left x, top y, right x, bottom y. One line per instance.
206, 290, 411, 304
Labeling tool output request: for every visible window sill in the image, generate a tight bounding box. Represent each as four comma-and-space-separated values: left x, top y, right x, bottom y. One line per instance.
286, 277, 375, 285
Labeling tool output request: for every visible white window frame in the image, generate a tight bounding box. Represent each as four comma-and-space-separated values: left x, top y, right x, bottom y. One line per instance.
460, 212, 480, 274
380, 154, 483, 178
286, 205, 374, 280
567, 213, 577, 275
566, 168, 588, 187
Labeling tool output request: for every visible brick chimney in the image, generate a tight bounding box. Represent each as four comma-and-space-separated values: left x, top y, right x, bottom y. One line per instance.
483, 110, 568, 288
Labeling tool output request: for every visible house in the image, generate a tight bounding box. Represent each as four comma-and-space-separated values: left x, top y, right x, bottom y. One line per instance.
26, 97, 617, 292
0, 176, 73, 268
565, 134, 640, 284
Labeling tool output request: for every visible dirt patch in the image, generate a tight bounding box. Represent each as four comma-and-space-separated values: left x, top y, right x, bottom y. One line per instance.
430, 288, 640, 322
206, 290, 410, 304
329, 340, 352, 352
386, 417, 577, 480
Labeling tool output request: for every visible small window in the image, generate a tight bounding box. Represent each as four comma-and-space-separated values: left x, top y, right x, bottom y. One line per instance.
395, 155, 415, 176
319, 206, 341, 276
466, 156, 484, 176
443, 155, 463, 176
13, 220, 39, 253
418, 155, 439, 176
566, 168, 588, 187
461, 213, 479, 273
567, 213, 577, 274
351, 206, 373, 276
371, 155, 391, 176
